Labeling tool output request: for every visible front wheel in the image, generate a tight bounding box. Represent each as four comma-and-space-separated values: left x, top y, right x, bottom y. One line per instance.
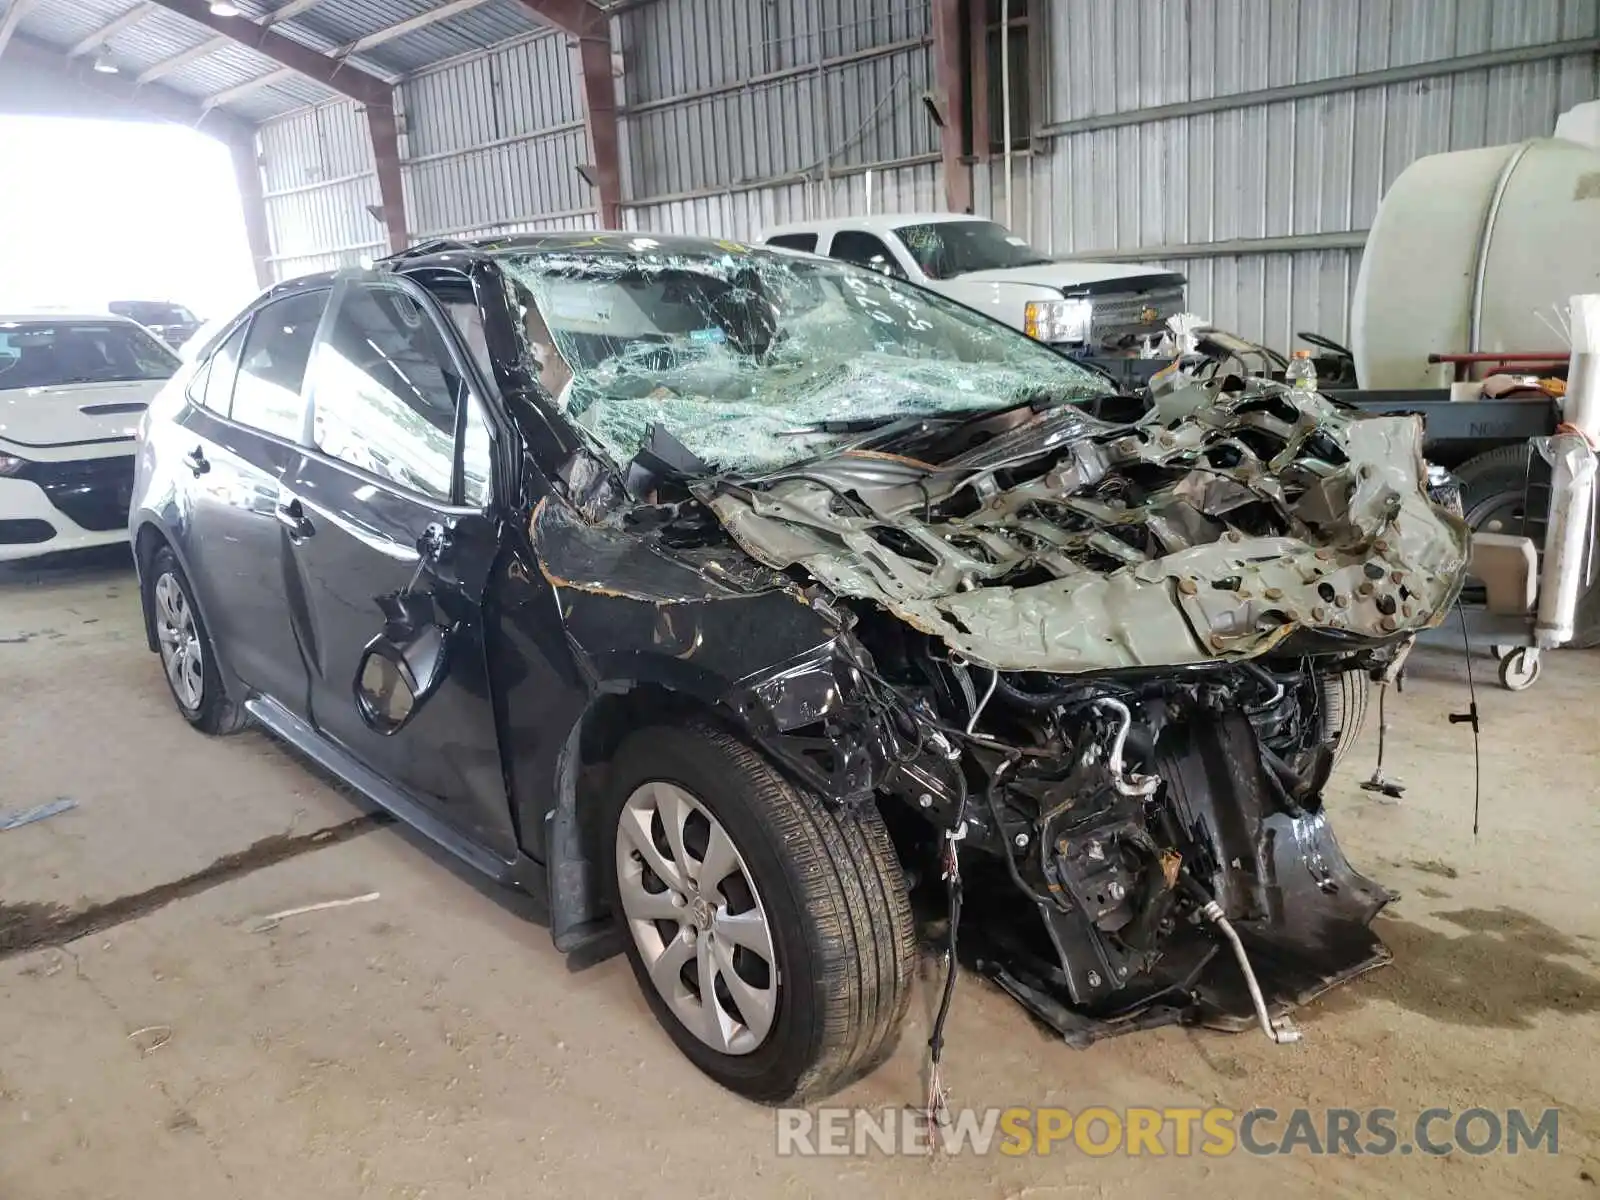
603, 723, 915, 1104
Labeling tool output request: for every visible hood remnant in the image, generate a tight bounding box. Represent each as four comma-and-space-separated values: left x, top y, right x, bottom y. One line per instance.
701, 380, 1470, 673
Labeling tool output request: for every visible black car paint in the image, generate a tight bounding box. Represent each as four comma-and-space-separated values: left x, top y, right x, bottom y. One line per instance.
131, 236, 841, 952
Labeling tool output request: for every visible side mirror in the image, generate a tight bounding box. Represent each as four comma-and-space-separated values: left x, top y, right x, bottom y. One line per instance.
354, 595, 450, 736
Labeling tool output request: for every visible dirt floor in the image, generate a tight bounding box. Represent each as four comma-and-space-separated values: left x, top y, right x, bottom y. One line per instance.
2, 549, 1598, 1199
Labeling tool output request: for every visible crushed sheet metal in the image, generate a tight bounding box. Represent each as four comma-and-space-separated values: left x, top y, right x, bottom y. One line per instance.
704, 383, 1471, 674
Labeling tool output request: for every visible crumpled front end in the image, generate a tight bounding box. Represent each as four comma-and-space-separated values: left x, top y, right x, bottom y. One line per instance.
701, 381, 1470, 673
687, 380, 1470, 1045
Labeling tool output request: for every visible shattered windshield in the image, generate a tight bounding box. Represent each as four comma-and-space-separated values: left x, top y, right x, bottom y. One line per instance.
496, 246, 1102, 475
0, 321, 179, 390
895, 220, 1053, 280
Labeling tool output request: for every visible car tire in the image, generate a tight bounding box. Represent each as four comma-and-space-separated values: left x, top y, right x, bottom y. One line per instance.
603, 722, 915, 1104
1454, 443, 1541, 535
146, 546, 248, 736
1318, 668, 1370, 771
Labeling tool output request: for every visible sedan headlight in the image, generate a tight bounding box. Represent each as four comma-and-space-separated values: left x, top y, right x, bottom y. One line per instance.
1024, 298, 1093, 344
0, 452, 28, 477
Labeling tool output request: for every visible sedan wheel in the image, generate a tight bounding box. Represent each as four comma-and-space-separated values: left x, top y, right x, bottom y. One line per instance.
154, 570, 205, 712
615, 780, 778, 1055
604, 724, 916, 1104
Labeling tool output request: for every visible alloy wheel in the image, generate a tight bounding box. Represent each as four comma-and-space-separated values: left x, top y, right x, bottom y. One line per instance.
615, 780, 779, 1055
153, 572, 204, 711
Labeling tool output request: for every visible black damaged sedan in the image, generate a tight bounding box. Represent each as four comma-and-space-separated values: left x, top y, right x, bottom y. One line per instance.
130, 233, 1467, 1103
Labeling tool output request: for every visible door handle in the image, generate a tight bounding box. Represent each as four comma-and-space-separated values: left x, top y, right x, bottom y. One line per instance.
275, 499, 314, 540
184, 446, 210, 477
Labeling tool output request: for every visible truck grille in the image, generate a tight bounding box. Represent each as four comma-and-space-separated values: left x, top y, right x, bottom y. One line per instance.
1091, 285, 1187, 347
16, 456, 136, 532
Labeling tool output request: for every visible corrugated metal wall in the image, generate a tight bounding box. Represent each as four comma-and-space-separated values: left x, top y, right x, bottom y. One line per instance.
255, 1, 943, 277
404, 32, 594, 236
617, 0, 939, 222
258, 100, 387, 279
987, 0, 1600, 346
257, 30, 597, 279
254, 0, 1600, 347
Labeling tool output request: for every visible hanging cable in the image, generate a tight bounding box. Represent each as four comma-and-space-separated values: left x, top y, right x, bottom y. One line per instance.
925, 739, 979, 1133
924, 817, 963, 1131
965, 667, 999, 736
1360, 680, 1405, 800
1446, 601, 1484, 836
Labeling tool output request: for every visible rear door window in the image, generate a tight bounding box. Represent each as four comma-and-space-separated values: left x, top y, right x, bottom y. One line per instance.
230, 291, 328, 441
765, 233, 818, 253
197, 324, 248, 415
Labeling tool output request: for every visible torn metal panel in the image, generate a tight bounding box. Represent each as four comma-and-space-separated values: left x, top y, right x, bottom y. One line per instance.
702, 383, 1470, 674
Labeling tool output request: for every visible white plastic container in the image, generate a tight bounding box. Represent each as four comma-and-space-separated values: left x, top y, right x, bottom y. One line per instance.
1352, 103, 1600, 390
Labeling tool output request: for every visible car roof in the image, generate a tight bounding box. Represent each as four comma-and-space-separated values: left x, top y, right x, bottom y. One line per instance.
759, 212, 987, 241
266, 230, 795, 295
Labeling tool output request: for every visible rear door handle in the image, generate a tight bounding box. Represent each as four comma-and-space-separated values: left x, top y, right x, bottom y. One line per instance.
275, 498, 314, 540
184, 446, 210, 477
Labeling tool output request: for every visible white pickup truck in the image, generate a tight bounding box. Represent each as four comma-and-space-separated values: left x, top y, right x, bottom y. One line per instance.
759, 213, 1185, 355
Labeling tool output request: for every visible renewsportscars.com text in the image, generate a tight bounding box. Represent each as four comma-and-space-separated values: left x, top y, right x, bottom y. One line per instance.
775, 1106, 1561, 1158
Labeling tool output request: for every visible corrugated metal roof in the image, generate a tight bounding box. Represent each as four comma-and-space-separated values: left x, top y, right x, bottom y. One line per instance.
8, 0, 548, 121
94, 8, 220, 71
376, 0, 550, 76
15, 0, 137, 49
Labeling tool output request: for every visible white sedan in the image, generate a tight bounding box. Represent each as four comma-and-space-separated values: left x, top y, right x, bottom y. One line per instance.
0, 314, 177, 562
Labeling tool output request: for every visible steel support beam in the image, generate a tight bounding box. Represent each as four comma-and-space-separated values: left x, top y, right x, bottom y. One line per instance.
203, 64, 298, 109
265, 0, 338, 25
967, 0, 990, 164
515, 0, 621, 228
929, 0, 969, 213
134, 0, 340, 82
143, 0, 409, 252
0, 0, 37, 61
339, 0, 494, 55
68, 2, 157, 57
231, 137, 275, 288
138, 35, 228, 84
1069, 230, 1370, 263
143, 0, 392, 107
367, 101, 409, 254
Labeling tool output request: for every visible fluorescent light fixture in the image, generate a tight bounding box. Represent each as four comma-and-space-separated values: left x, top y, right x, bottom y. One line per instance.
92, 52, 119, 73
209, 2, 242, 15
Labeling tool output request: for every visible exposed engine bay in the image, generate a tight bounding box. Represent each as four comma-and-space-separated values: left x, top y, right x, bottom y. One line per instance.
520, 241, 1474, 1047
684, 378, 1470, 1043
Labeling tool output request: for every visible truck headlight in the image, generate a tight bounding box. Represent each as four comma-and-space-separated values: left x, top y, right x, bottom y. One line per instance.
0, 452, 28, 477
1024, 298, 1093, 344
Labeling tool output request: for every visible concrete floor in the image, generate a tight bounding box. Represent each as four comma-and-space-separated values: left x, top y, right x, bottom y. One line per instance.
2, 549, 1598, 1199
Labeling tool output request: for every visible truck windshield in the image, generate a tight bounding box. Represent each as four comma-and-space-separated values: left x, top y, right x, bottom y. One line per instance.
895, 220, 1053, 280
497, 246, 1103, 476
0, 321, 180, 390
